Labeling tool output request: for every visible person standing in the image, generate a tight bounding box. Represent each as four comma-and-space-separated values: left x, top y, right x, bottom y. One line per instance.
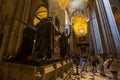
81, 54, 88, 72
109, 58, 119, 80
91, 54, 99, 73
98, 54, 107, 77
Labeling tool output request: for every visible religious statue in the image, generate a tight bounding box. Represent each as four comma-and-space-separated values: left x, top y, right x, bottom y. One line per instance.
4, 17, 57, 62
33, 17, 54, 60
59, 31, 71, 58
15, 26, 36, 60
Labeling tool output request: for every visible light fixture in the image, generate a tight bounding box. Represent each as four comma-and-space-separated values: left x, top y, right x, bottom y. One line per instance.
80, 30, 84, 34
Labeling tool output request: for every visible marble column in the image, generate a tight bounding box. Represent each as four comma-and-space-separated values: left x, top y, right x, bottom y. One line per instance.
0, 0, 5, 48
88, 0, 103, 54
48, 0, 55, 24
6, 0, 31, 57
48, 0, 56, 57
103, 0, 120, 61
0, 0, 21, 61
48, 0, 66, 57
94, 0, 120, 61
0, 0, 7, 61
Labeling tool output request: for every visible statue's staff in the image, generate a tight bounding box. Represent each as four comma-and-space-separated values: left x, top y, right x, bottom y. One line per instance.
15, 19, 37, 31
15, 13, 46, 31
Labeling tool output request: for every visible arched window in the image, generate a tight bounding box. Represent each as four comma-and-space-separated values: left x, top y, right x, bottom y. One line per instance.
33, 6, 48, 26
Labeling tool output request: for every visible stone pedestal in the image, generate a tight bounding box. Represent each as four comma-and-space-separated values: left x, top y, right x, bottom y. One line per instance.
0, 62, 42, 80
41, 64, 56, 80
0, 59, 73, 80
53, 62, 63, 79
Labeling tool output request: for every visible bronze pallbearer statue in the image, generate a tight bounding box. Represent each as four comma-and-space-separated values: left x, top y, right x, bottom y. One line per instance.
4, 17, 55, 62
59, 31, 71, 58
34, 17, 54, 60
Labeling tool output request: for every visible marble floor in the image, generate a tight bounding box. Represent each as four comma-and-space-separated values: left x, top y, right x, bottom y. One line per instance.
69, 65, 120, 80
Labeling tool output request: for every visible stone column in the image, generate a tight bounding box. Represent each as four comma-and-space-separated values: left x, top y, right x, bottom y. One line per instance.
48, 0, 56, 24
94, 0, 120, 61
88, 0, 103, 54
0, 0, 7, 61
93, 0, 113, 54
6, 0, 31, 56
103, 0, 120, 61
16, 0, 31, 52
48, 0, 56, 58
0, 0, 5, 48
0, 0, 20, 61
48, 0, 66, 57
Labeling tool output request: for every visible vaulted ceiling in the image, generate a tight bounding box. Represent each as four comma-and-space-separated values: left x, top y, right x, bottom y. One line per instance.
56, 0, 88, 37
57, 0, 120, 32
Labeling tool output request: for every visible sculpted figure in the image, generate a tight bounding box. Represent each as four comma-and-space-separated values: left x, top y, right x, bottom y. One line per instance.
59, 31, 71, 58
34, 18, 54, 60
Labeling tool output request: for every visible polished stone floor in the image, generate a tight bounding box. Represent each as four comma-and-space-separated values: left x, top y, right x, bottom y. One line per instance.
70, 65, 120, 80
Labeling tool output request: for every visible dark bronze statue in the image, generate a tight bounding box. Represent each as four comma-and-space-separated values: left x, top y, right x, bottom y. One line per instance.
16, 26, 36, 60
34, 18, 54, 60
4, 18, 54, 61
59, 31, 71, 58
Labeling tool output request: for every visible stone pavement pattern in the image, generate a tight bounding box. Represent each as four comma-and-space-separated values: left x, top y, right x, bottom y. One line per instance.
70, 66, 120, 80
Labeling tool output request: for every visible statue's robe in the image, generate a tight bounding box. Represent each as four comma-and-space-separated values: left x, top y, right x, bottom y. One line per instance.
59, 32, 71, 58
7, 18, 56, 61
13, 27, 36, 61
34, 21, 54, 59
